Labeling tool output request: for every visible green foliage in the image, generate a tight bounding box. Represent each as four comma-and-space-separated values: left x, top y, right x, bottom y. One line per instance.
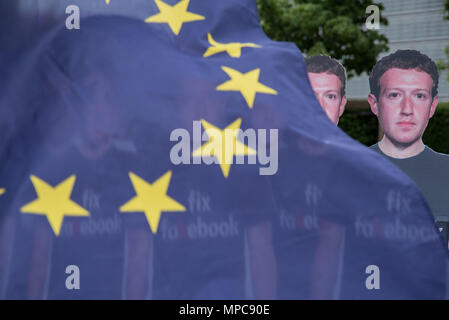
445, 0, 449, 19
338, 109, 378, 146
437, 44, 449, 83
256, 0, 389, 78
424, 106, 449, 154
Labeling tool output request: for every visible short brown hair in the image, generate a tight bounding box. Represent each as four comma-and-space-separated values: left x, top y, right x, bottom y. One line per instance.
305, 55, 346, 97
369, 49, 439, 99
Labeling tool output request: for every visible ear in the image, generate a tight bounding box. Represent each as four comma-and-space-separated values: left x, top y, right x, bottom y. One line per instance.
368, 94, 379, 116
429, 95, 438, 119
339, 95, 347, 117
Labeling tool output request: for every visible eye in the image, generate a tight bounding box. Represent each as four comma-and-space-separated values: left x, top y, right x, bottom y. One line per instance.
388, 92, 399, 98
327, 94, 336, 100
416, 93, 427, 99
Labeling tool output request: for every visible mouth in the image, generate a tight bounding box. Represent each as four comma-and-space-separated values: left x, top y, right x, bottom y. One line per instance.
396, 121, 415, 127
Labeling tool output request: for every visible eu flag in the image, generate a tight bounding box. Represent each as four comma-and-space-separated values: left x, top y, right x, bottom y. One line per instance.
1, 0, 448, 299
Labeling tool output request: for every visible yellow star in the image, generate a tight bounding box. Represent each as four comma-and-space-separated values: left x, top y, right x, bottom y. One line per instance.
145, 0, 205, 36
105, 0, 110, 4
192, 118, 257, 178
120, 171, 185, 234
216, 66, 277, 109
203, 33, 261, 58
0, 188, 5, 195
20, 175, 89, 236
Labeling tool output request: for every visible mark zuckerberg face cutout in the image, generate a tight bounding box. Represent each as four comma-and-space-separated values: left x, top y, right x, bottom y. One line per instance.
368, 68, 438, 149
308, 72, 346, 125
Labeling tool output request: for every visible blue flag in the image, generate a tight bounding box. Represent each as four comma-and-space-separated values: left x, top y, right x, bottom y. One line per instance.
1, 0, 448, 299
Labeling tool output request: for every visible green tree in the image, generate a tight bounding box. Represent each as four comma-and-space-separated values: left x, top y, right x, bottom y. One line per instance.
437, 45, 449, 83
445, 0, 449, 19
256, 0, 389, 77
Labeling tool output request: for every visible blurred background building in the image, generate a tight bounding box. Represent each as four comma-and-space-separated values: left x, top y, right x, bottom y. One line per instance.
347, 0, 449, 102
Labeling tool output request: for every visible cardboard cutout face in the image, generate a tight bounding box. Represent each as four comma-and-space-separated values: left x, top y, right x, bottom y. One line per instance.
368, 68, 438, 148
308, 72, 346, 125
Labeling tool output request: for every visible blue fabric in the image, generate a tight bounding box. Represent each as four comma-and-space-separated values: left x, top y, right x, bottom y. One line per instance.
0, 0, 448, 299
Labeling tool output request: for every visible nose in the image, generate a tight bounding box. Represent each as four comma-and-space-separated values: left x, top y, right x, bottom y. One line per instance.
400, 95, 413, 116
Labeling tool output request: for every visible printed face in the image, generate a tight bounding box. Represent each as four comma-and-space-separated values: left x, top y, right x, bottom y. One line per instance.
368, 68, 438, 147
308, 72, 346, 125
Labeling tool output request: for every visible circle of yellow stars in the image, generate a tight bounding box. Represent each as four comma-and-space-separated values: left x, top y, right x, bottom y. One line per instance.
14, 0, 279, 236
